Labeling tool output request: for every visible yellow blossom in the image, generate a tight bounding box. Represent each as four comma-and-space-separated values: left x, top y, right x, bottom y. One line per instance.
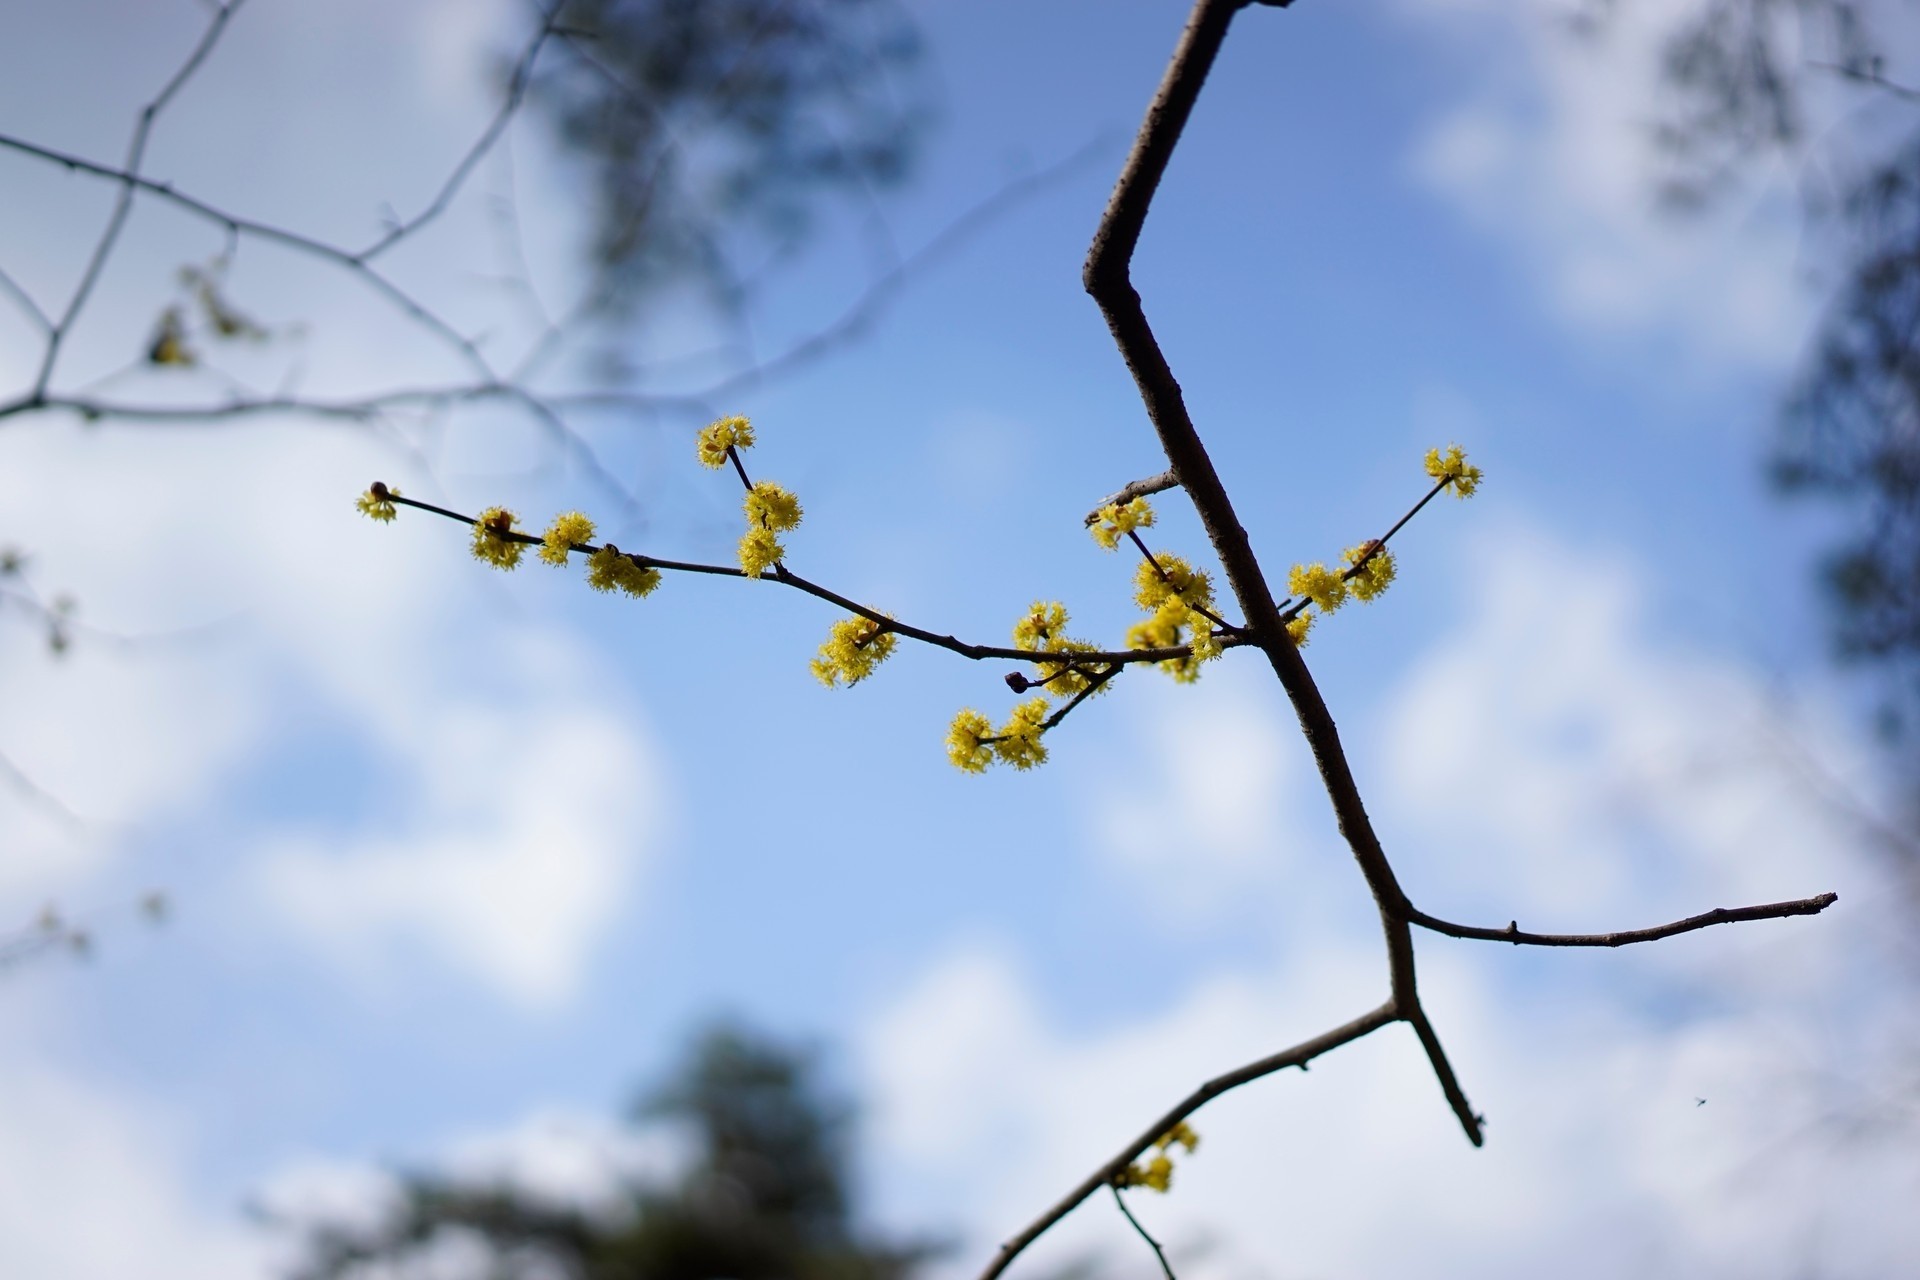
356, 482, 399, 523
1117, 1155, 1176, 1193
993, 697, 1051, 770
946, 709, 994, 773
586, 545, 661, 598
1423, 443, 1484, 498
1157, 1122, 1200, 1153
1285, 612, 1313, 647
471, 506, 524, 570
1090, 497, 1156, 551
1012, 601, 1071, 651
1287, 561, 1348, 613
1342, 542, 1396, 602
744, 481, 803, 532
811, 615, 897, 688
738, 527, 784, 578
1133, 554, 1214, 613
696, 415, 755, 468
1128, 601, 1204, 683
540, 511, 596, 566
1190, 618, 1223, 664
148, 306, 196, 367
1036, 640, 1104, 699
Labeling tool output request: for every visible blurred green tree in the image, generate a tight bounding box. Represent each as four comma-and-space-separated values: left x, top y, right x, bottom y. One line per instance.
289, 1023, 939, 1280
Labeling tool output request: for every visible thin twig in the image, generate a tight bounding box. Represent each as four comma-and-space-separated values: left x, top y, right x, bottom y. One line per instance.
1083, 469, 1181, 525
382, 492, 1241, 669
1109, 1185, 1177, 1280
1404, 892, 1839, 948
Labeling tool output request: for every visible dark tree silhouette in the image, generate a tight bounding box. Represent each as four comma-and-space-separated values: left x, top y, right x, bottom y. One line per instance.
1646, 0, 1920, 741
288, 1023, 938, 1280
535, 0, 929, 322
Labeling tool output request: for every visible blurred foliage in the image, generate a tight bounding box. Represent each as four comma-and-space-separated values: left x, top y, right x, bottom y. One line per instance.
534, 0, 931, 318
1647, 0, 1920, 739
287, 1022, 940, 1280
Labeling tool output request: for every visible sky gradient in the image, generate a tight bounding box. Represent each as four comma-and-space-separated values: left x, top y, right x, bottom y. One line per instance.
1, 1, 1915, 1277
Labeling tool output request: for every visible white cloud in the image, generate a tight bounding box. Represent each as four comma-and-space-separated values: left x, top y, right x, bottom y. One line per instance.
861, 528, 1920, 1279
1400, 0, 1814, 372
1081, 663, 1312, 916
0, 998, 268, 1280
259, 675, 665, 1009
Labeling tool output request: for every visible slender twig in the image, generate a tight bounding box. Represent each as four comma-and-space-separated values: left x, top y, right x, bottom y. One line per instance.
382, 492, 1241, 669
1403, 893, 1838, 948
0, 263, 51, 334
357, 8, 560, 263
1109, 1185, 1177, 1280
1083, 469, 1180, 525
975, 1003, 1397, 1280
30, 0, 246, 398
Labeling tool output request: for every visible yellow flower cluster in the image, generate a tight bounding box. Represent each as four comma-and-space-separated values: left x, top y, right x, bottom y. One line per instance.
1343, 541, 1395, 602
699, 422, 802, 578
586, 546, 661, 598
745, 481, 803, 533
946, 709, 995, 773
540, 511, 595, 566
697, 415, 755, 469
738, 527, 784, 578
1089, 497, 1156, 550
1013, 602, 1105, 700
355, 483, 399, 523
944, 697, 1053, 774
471, 507, 525, 570
1126, 554, 1219, 683
1115, 1123, 1201, 1194
1424, 442, 1484, 498
811, 614, 897, 688
1287, 561, 1348, 613
993, 697, 1051, 770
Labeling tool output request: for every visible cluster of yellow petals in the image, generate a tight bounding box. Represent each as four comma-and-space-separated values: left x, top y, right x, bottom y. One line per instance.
1125, 554, 1219, 683
811, 614, 897, 688
1343, 541, 1396, 602
738, 527, 785, 578
540, 511, 596, 566
945, 709, 995, 773
586, 546, 662, 598
470, 507, 525, 570
744, 481, 803, 532
1014, 602, 1105, 701
1287, 561, 1349, 614
1089, 497, 1156, 551
1424, 442, 1484, 498
355, 483, 399, 523
696, 415, 755, 469
992, 697, 1051, 771
1115, 1123, 1201, 1194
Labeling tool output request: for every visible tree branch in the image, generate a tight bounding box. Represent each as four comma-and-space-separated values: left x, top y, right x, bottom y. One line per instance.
975, 1002, 1396, 1280
1404, 892, 1839, 948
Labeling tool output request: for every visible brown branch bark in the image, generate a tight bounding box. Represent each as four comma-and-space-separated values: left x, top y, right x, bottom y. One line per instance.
1405, 892, 1839, 948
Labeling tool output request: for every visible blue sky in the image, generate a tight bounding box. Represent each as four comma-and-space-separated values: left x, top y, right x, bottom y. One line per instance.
1, 0, 1916, 1276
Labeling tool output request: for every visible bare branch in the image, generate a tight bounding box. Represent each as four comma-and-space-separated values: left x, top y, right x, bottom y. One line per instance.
1082, 469, 1180, 525
357, 8, 560, 262
1108, 1186, 1176, 1280
975, 1003, 1397, 1280
31, 0, 247, 398
1404, 892, 1839, 948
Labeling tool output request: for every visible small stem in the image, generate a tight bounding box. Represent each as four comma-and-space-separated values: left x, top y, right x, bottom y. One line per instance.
1109, 1185, 1177, 1280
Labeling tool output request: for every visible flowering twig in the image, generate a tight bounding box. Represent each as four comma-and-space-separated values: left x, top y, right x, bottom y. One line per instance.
974, 1, 1839, 1275
377, 490, 1239, 671
1109, 1184, 1177, 1280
